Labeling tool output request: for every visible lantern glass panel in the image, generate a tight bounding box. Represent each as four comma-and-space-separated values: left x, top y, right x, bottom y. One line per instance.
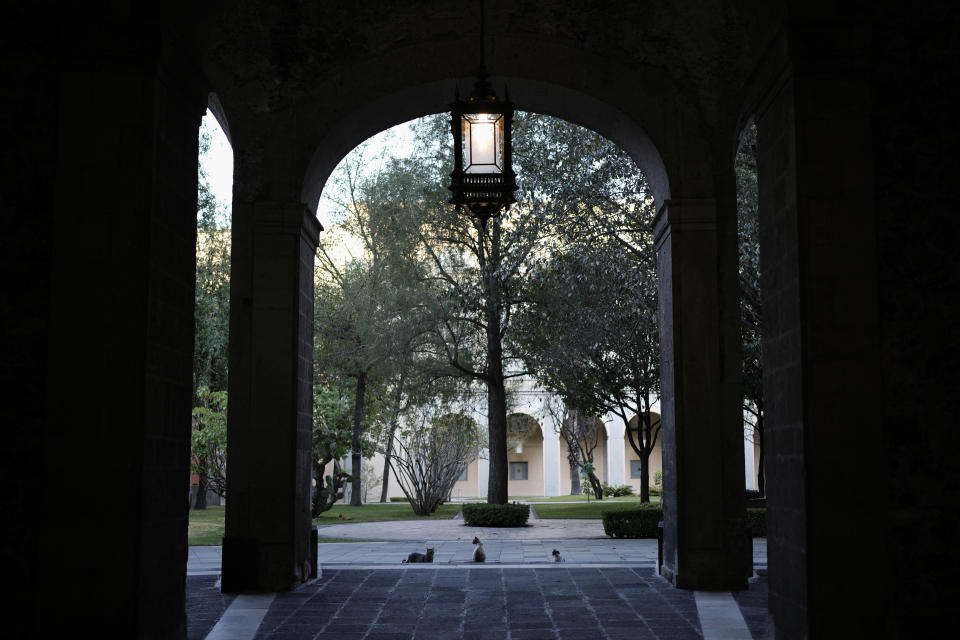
462, 112, 503, 174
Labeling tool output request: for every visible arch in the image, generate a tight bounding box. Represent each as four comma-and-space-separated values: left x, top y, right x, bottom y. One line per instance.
300, 76, 671, 214
505, 412, 544, 496
206, 92, 233, 148
559, 417, 608, 495
624, 411, 662, 493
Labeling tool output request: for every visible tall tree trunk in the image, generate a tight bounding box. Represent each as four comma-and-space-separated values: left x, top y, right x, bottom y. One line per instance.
639, 448, 650, 503
350, 371, 366, 506
487, 376, 508, 504
588, 472, 603, 500
193, 473, 207, 510
756, 417, 765, 498
567, 454, 581, 495
481, 220, 508, 505
380, 419, 397, 503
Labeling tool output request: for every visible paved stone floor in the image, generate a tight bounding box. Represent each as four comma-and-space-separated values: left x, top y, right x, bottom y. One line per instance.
187, 516, 769, 639
253, 567, 705, 640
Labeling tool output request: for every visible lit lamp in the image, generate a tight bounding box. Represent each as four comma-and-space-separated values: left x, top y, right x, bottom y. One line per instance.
448, 70, 517, 222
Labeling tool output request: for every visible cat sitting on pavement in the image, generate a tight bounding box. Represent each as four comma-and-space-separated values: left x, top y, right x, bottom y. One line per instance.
402, 547, 434, 563
472, 537, 486, 563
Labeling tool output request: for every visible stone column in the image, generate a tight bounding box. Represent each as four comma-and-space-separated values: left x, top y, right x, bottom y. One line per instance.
4, 24, 207, 637
755, 27, 882, 638
542, 428, 561, 497
654, 198, 748, 590
606, 417, 626, 486
477, 450, 490, 499
222, 203, 321, 592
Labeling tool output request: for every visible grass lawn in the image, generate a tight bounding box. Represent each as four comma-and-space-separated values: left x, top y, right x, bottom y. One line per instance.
313, 502, 462, 525
188, 506, 225, 546
188, 505, 411, 545
532, 501, 654, 519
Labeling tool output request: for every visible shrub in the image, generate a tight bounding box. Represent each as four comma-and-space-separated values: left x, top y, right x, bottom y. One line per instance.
649, 487, 662, 496
602, 483, 635, 497
602, 503, 662, 538
390, 496, 409, 503
462, 503, 530, 527
746, 507, 766, 537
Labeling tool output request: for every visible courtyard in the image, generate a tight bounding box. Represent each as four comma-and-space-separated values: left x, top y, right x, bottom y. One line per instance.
187, 513, 768, 639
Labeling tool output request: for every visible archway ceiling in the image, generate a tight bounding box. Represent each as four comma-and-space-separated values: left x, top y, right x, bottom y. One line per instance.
201, 0, 781, 205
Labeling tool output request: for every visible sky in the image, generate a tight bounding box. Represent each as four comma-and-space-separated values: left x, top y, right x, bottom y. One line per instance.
199, 110, 419, 229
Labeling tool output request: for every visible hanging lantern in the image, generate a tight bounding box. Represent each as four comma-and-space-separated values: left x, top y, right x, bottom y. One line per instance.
448, 70, 517, 222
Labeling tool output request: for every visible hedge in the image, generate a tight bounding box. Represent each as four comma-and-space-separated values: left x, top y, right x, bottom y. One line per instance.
602, 503, 662, 538
389, 496, 409, 503
602, 505, 767, 538
462, 503, 530, 527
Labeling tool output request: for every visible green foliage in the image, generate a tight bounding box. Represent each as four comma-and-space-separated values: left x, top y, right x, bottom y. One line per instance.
314, 503, 464, 523
462, 503, 531, 527
602, 503, 663, 538
602, 483, 635, 497
194, 118, 231, 397
507, 114, 661, 502
654, 470, 663, 488
191, 387, 228, 498
737, 122, 764, 495
389, 496, 409, 503
746, 507, 767, 537
312, 386, 355, 516
390, 407, 483, 515
533, 501, 640, 518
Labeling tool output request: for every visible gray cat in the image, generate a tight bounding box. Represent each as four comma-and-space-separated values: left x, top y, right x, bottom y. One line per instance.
402, 547, 434, 563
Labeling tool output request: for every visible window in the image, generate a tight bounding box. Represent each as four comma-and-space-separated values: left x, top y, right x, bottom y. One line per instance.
630, 460, 644, 479
458, 466, 468, 482
510, 462, 528, 481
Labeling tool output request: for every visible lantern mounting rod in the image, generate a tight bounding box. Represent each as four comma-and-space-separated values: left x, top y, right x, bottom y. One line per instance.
480, 0, 486, 71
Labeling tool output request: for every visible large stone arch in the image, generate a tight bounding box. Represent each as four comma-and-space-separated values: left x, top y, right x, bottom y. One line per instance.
217, 4, 748, 592
9, 2, 952, 638
299, 76, 672, 213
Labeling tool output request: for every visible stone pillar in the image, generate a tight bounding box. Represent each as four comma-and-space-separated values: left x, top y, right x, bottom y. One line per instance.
222, 203, 321, 592
1, 23, 207, 637
606, 417, 626, 486
542, 428, 561, 497
477, 450, 490, 499
755, 28, 883, 638
653, 198, 748, 590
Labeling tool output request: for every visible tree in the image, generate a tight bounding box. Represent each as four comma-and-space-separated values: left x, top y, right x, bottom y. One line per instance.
193, 118, 231, 396
508, 118, 662, 501
381, 113, 589, 504
311, 385, 354, 517
737, 122, 764, 496
315, 150, 442, 506
191, 387, 228, 508
546, 400, 606, 499
191, 118, 231, 510
388, 408, 482, 515
327, 111, 660, 505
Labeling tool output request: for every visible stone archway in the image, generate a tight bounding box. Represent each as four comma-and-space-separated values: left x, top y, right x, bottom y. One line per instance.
506, 413, 545, 497
624, 412, 663, 494
216, 7, 748, 590
559, 418, 608, 496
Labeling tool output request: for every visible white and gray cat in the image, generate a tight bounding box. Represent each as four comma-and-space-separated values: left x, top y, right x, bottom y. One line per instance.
472, 537, 486, 563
